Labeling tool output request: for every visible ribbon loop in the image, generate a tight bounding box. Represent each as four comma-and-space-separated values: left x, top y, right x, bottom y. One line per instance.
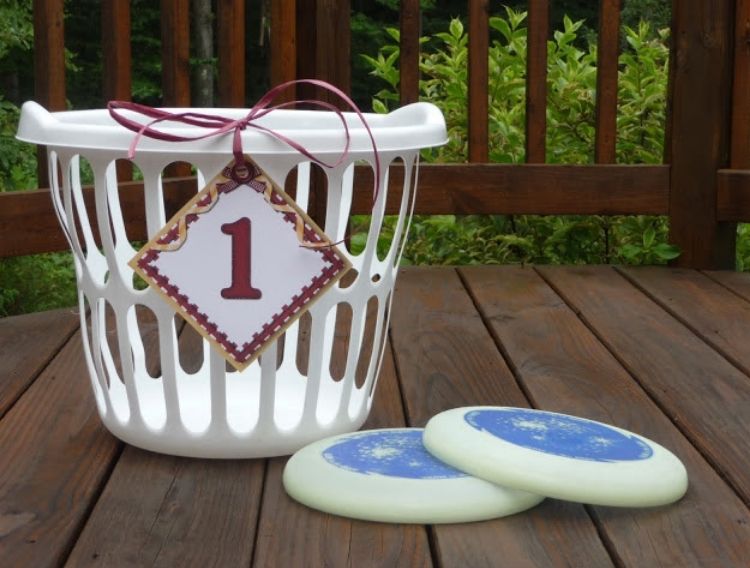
107, 80, 381, 204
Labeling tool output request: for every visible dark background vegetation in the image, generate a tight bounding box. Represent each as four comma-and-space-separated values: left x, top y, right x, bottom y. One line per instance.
1, 0, 671, 111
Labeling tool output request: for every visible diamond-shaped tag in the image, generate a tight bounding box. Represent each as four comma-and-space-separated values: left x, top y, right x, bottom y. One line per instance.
130, 157, 351, 371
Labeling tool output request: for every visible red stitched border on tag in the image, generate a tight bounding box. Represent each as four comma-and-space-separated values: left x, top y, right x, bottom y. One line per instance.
138, 177, 346, 364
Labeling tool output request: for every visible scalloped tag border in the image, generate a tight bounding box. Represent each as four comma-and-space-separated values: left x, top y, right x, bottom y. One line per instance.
129, 157, 351, 371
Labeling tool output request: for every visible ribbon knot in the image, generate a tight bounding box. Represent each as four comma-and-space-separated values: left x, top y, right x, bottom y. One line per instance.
107, 79, 380, 203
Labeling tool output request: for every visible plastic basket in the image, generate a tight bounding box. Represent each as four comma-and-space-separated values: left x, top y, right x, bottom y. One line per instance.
17, 101, 446, 458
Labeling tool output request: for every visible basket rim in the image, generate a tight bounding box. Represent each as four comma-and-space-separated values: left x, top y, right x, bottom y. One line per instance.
16, 101, 448, 156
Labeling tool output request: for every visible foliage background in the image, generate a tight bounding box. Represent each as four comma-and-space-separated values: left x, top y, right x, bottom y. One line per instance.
355, 8, 679, 267
0, 0, 741, 317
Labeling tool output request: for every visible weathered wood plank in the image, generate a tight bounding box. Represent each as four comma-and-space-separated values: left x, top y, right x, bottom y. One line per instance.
399, 0, 420, 106
0, 165, 667, 257
65, 321, 263, 567
0, 308, 79, 420
619, 266, 750, 377
65, 448, 263, 567
33, 0, 66, 187
0, 333, 120, 568
468, 0, 489, 162
391, 268, 530, 426
464, 265, 750, 566
0, 306, 166, 567
703, 269, 750, 302
218, 0, 246, 107
390, 267, 615, 568
667, 0, 735, 268
594, 0, 621, 164
525, 0, 549, 163
252, 344, 433, 568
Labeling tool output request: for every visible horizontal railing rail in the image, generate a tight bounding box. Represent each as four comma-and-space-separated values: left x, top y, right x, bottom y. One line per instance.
0, 163, 676, 257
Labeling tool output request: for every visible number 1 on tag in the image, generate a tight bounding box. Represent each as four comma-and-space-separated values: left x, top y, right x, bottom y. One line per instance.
221, 217, 262, 300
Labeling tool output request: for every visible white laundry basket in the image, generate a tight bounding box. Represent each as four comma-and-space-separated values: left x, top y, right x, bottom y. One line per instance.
16, 101, 446, 458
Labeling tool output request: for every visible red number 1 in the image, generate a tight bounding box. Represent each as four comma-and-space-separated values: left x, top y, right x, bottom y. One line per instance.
221, 217, 262, 299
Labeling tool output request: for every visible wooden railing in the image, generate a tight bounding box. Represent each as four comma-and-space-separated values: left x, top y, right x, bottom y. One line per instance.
2, 0, 750, 269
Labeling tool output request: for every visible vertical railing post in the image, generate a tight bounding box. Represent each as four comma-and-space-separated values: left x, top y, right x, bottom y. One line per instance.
161, 0, 191, 107
102, 1, 132, 103
315, 0, 351, 98
295, 0, 351, 225
594, 0, 621, 164
161, 0, 191, 177
192, 0, 214, 107
468, 0, 489, 163
295, 0, 316, 101
102, 0, 133, 180
667, 0, 735, 268
295, 0, 351, 98
33, 0, 66, 188
731, 0, 750, 170
399, 0, 420, 106
217, 0, 245, 107
270, 0, 296, 103
525, 0, 549, 164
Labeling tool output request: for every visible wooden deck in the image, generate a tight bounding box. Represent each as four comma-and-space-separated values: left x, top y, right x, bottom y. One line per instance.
1, 265, 750, 567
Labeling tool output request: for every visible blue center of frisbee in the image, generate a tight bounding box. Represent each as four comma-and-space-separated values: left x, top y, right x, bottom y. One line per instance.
464, 408, 653, 463
322, 430, 468, 479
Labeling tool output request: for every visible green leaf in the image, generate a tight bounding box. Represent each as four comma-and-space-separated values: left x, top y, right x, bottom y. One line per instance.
643, 226, 656, 248
371, 98, 389, 114
385, 27, 400, 42
620, 244, 643, 260
449, 18, 464, 40
653, 243, 681, 260
489, 17, 512, 42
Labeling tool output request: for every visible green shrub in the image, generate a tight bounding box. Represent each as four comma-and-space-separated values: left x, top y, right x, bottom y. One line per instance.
0, 252, 77, 317
360, 9, 681, 266
0, 97, 36, 192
